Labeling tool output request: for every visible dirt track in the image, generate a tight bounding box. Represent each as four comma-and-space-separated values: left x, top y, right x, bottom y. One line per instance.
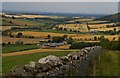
1, 48, 79, 57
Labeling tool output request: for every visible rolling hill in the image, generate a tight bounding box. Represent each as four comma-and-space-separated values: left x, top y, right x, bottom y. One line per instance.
96, 13, 120, 22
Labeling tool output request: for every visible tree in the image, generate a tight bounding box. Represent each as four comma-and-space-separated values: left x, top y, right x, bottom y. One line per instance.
112, 37, 116, 41
94, 36, 97, 41
52, 37, 64, 43
16, 32, 23, 38
63, 28, 67, 31
25, 24, 27, 26
99, 36, 105, 41
47, 34, 51, 39
8, 42, 11, 45
15, 40, 24, 45
9, 21, 13, 24
2, 43, 6, 46
12, 16, 15, 19
70, 29, 72, 32
63, 35, 68, 40
66, 37, 74, 44
86, 23, 90, 32
113, 28, 117, 32
59, 27, 63, 30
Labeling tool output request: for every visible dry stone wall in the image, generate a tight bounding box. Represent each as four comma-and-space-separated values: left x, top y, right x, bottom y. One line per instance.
4, 46, 102, 78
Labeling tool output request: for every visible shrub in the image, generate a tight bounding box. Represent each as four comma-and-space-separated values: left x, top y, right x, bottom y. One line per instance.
94, 36, 97, 41
15, 41, 24, 45
70, 42, 100, 49
2, 43, 6, 46
16, 32, 23, 38
66, 38, 74, 44
8, 42, 11, 45
52, 37, 64, 43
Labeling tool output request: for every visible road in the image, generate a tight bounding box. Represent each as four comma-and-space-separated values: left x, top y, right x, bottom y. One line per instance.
1, 48, 79, 57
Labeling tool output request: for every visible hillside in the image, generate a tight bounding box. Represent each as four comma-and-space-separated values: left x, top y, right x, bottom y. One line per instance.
96, 13, 120, 22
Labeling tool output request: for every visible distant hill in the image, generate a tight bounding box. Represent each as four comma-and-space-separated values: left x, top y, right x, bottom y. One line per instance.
3, 10, 105, 18
96, 13, 120, 22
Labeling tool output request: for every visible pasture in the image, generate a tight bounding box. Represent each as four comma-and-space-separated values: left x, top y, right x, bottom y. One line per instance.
2, 44, 39, 53
2, 17, 41, 26
96, 50, 119, 76
68, 18, 93, 22
2, 36, 43, 44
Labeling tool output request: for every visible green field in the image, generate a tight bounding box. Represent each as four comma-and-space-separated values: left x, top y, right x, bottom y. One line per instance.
2, 44, 39, 53
2, 18, 42, 26
96, 50, 119, 76
2, 51, 75, 74
40, 29, 86, 34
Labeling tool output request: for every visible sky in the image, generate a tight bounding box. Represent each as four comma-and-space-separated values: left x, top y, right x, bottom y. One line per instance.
1, 0, 120, 2
2, 2, 119, 15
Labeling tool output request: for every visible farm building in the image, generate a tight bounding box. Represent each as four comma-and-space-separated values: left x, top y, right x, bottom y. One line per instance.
42, 41, 67, 48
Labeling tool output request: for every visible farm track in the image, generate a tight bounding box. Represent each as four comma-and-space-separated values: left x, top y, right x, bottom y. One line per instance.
1, 48, 79, 57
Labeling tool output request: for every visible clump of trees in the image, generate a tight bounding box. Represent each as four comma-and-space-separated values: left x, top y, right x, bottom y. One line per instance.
69, 37, 119, 51
52, 35, 66, 43
51, 35, 74, 44
15, 40, 24, 45
66, 37, 74, 44
99, 30, 120, 35
70, 42, 100, 49
47, 34, 51, 39
16, 32, 23, 38
100, 38, 119, 51
106, 24, 118, 28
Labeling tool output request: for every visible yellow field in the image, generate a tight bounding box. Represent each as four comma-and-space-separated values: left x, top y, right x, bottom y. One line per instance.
58, 24, 88, 32
2, 36, 41, 44
20, 15, 51, 18
4, 14, 63, 19
68, 18, 93, 22
1, 26, 12, 30
58, 22, 117, 32
12, 31, 118, 41
72, 35, 118, 41
1, 26, 19, 30
3, 18, 37, 26
55, 44, 71, 49
89, 23, 114, 29
90, 27, 118, 31
88, 21, 109, 24
12, 31, 66, 37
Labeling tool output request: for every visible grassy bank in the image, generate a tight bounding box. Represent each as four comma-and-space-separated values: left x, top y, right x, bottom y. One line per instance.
96, 50, 119, 76
2, 50, 75, 74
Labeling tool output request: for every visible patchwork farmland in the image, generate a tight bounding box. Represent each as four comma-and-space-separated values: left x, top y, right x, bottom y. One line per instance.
1, 12, 120, 76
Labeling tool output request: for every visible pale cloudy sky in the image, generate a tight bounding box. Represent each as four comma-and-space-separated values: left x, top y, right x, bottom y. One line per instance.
2, 2, 118, 14
1, 0, 120, 2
